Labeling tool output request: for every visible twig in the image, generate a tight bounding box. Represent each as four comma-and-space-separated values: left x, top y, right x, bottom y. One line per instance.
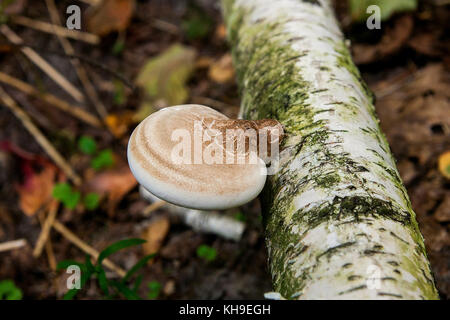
37, 206, 57, 270
33, 200, 59, 258
152, 19, 179, 35
52, 220, 126, 277
6, 43, 135, 90
78, 0, 101, 5
0, 86, 82, 186
11, 15, 100, 45
0, 71, 102, 127
0, 24, 85, 103
143, 200, 166, 216
46, 0, 108, 120
0, 239, 27, 252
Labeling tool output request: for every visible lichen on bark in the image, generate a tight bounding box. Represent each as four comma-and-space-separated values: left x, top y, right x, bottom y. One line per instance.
223, 0, 438, 299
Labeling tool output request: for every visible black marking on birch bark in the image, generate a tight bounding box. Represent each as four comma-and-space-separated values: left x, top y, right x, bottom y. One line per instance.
378, 292, 403, 298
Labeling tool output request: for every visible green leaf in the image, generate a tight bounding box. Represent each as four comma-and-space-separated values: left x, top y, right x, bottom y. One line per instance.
85, 255, 96, 273
234, 212, 246, 222
196, 244, 217, 262
97, 238, 146, 265
91, 149, 114, 171
65, 191, 80, 210
57, 260, 86, 272
63, 288, 79, 300
122, 253, 156, 283
147, 281, 161, 299
181, 5, 212, 41
83, 193, 100, 210
111, 281, 141, 300
52, 183, 80, 210
52, 183, 72, 200
113, 80, 126, 105
350, 0, 417, 22
78, 136, 97, 155
132, 275, 143, 293
97, 269, 109, 296
0, 280, 22, 300
112, 39, 125, 56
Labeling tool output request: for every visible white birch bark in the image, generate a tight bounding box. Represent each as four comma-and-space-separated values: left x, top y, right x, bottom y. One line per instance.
222, 0, 438, 299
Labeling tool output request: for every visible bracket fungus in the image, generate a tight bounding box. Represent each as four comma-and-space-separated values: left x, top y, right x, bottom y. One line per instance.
127, 104, 283, 210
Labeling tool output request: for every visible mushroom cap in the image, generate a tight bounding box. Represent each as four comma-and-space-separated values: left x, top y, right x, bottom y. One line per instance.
127, 104, 267, 210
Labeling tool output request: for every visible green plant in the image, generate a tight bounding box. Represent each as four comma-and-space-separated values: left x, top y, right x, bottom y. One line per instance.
196, 244, 217, 262
78, 136, 97, 155
52, 183, 80, 209
0, 279, 23, 300
234, 212, 246, 222
147, 281, 161, 299
91, 149, 114, 171
57, 238, 155, 300
83, 193, 100, 210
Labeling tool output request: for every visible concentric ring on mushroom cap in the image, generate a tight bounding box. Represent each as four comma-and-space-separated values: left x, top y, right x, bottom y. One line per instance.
127, 104, 267, 210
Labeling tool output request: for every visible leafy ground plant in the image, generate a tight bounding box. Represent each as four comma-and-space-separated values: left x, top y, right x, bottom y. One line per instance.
0, 280, 23, 300
57, 238, 155, 300
147, 281, 162, 299
196, 244, 217, 262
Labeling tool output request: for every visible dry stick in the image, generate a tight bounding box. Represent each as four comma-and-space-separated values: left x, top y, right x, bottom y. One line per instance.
37, 207, 57, 270
0, 71, 102, 127
11, 15, 100, 45
78, 0, 101, 5
33, 200, 59, 258
46, 0, 108, 120
0, 25, 84, 103
0, 239, 27, 252
52, 220, 127, 278
0, 86, 82, 186
142, 200, 166, 216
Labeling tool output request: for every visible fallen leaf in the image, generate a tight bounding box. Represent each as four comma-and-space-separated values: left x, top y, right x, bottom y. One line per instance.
438, 151, 450, 179
195, 56, 213, 69
208, 53, 235, 84
84, 165, 137, 216
3, 0, 27, 15
214, 23, 227, 41
16, 163, 57, 216
105, 111, 135, 138
352, 15, 413, 64
87, 0, 135, 36
434, 195, 450, 222
134, 44, 197, 121
141, 217, 170, 264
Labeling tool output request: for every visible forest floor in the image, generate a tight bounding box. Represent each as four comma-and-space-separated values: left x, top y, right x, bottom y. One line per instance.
0, 0, 448, 299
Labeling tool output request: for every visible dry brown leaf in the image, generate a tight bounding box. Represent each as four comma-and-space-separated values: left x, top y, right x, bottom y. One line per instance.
434, 195, 450, 222
195, 56, 213, 69
141, 217, 170, 263
87, 0, 135, 36
105, 111, 135, 138
16, 163, 57, 216
438, 151, 450, 179
352, 15, 413, 64
208, 54, 235, 83
214, 23, 226, 40
84, 165, 137, 215
3, 0, 27, 15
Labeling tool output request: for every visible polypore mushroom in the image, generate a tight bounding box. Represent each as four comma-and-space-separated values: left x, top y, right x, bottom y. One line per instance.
127, 104, 283, 210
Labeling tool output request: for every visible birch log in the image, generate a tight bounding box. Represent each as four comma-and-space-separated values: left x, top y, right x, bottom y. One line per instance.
222, 0, 439, 299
